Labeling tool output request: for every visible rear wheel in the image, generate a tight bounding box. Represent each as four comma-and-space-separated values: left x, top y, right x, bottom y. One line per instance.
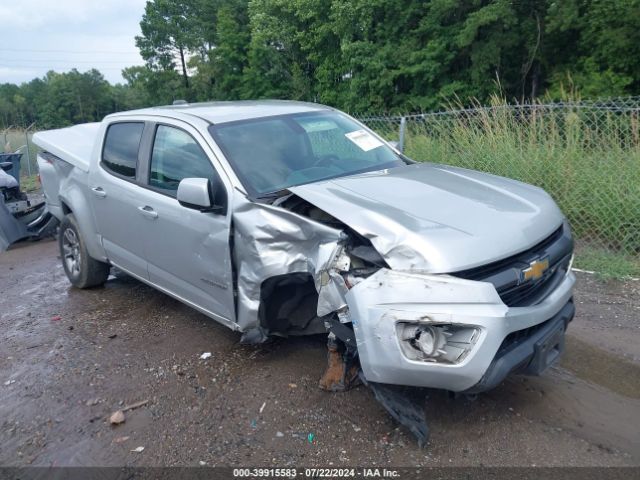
59, 214, 110, 288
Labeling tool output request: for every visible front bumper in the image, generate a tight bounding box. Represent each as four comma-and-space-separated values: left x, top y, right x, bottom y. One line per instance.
346, 268, 576, 392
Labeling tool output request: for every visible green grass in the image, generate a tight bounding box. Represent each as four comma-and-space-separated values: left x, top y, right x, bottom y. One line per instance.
20, 174, 41, 193
575, 246, 640, 280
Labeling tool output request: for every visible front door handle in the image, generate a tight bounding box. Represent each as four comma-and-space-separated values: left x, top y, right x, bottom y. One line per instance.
91, 186, 107, 198
137, 205, 158, 220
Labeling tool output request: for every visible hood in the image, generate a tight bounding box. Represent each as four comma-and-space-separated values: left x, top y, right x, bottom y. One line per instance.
289, 163, 564, 273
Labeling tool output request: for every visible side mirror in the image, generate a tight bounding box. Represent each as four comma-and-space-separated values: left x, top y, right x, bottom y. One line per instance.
177, 178, 213, 211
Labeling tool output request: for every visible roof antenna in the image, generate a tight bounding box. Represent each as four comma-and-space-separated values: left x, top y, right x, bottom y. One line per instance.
172, 100, 188, 106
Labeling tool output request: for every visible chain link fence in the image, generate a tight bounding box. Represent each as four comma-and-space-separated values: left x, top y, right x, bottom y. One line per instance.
357, 97, 640, 275
1, 127, 37, 178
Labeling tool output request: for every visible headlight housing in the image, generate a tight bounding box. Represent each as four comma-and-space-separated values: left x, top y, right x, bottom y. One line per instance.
396, 322, 480, 364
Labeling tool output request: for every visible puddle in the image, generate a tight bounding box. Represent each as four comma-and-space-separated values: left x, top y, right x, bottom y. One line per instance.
562, 335, 640, 399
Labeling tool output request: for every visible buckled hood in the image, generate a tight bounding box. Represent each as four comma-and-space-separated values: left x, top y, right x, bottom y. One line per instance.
289, 163, 564, 273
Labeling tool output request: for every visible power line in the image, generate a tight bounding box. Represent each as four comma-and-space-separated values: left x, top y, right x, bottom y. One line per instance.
0, 65, 131, 71
0, 48, 140, 55
0, 58, 141, 65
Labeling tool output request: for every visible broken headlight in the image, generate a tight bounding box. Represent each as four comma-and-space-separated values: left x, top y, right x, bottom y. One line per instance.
396, 322, 480, 364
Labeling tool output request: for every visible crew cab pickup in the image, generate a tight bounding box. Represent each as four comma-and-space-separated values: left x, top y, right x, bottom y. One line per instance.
34, 100, 575, 403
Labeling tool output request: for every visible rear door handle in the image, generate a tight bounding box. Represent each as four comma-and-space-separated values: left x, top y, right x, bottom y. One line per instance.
91, 186, 106, 198
137, 205, 158, 220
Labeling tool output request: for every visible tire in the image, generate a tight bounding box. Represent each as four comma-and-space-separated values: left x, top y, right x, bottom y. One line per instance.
59, 213, 110, 288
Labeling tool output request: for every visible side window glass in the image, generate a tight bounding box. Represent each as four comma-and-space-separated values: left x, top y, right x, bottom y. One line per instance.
149, 125, 219, 198
102, 122, 144, 178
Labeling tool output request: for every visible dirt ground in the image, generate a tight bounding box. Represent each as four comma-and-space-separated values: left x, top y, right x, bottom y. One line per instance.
0, 238, 639, 467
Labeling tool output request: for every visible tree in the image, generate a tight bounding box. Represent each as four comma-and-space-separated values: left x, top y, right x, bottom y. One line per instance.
545, 0, 640, 98
210, 1, 250, 99
136, 0, 206, 91
2, 0, 640, 130
242, 0, 308, 99
121, 65, 185, 106
187, 0, 251, 101
33, 70, 112, 127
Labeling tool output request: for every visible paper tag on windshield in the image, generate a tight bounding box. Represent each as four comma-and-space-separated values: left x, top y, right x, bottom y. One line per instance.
345, 129, 384, 151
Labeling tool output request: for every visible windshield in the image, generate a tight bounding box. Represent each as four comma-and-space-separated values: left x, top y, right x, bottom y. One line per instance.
208, 111, 406, 196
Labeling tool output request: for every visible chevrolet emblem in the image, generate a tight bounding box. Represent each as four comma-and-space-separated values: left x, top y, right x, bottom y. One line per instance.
520, 256, 550, 283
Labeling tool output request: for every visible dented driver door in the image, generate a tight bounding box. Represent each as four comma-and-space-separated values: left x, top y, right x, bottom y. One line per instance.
133, 121, 237, 328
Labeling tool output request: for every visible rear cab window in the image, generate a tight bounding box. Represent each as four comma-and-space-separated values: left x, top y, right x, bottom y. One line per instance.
102, 122, 144, 178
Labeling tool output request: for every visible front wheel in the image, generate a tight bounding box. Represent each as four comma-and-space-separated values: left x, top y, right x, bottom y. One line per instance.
59, 214, 110, 288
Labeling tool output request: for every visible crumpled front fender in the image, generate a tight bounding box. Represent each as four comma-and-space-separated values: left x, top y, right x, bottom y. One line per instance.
232, 192, 345, 334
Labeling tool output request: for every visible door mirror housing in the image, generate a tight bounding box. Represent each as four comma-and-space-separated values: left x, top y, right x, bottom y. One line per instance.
177, 178, 215, 211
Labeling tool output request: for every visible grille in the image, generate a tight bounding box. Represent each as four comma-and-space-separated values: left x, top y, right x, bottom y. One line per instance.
455, 224, 573, 307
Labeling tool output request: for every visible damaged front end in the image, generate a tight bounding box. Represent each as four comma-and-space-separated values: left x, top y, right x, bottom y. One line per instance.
232, 190, 434, 444
232, 190, 385, 342
231, 181, 575, 447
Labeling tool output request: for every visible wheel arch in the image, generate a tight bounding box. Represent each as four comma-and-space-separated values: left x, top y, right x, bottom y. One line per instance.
58, 185, 107, 262
257, 272, 327, 337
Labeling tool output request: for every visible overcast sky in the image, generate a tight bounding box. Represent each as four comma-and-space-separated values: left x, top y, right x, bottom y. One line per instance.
0, 0, 147, 85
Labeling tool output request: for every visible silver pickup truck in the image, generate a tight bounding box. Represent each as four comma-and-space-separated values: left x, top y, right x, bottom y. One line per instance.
33, 101, 575, 440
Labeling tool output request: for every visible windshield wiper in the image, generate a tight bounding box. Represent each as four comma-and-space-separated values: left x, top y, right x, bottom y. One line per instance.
252, 189, 291, 203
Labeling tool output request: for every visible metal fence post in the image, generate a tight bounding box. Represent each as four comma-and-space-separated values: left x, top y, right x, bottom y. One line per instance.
24, 123, 35, 176
399, 116, 406, 153
2, 125, 14, 151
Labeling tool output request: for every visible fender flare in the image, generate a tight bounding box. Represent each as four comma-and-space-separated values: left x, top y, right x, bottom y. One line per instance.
59, 185, 107, 262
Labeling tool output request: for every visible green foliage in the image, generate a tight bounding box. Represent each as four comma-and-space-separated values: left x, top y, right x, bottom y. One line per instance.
576, 247, 640, 280
209, 1, 251, 99
121, 65, 186, 106
0, 69, 114, 129
136, 0, 207, 90
19, 174, 40, 193
544, 0, 640, 99
1, 0, 640, 127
